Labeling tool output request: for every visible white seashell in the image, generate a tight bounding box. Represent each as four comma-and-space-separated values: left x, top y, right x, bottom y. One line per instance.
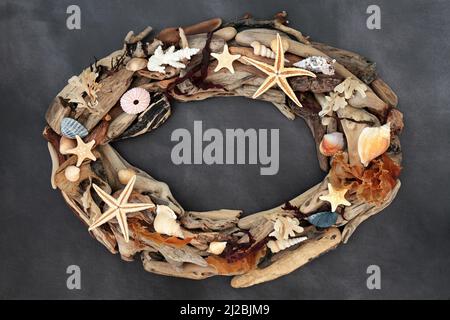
154, 205, 184, 238
294, 56, 336, 76
59, 136, 77, 155
250, 41, 276, 59
319, 132, 345, 156
61, 117, 88, 139
120, 87, 151, 114
118, 168, 136, 185
357, 123, 391, 167
126, 57, 148, 71
267, 237, 308, 253
65, 165, 80, 182
207, 241, 227, 255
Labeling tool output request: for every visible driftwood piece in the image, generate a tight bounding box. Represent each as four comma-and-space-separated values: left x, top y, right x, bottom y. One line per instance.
224, 12, 310, 44
80, 69, 134, 131
141, 251, 218, 279
157, 18, 222, 44
231, 227, 341, 288
340, 119, 368, 167
118, 92, 171, 140
371, 78, 398, 108
342, 181, 401, 243
312, 42, 377, 84
181, 210, 241, 231
290, 74, 343, 93
187, 34, 225, 53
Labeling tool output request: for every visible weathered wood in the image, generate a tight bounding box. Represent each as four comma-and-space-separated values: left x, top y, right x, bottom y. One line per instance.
371, 78, 398, 107
312, 42, 378, 84
231, 228, 341, 288
118, 92, 171, 140
290, 74, 343, 93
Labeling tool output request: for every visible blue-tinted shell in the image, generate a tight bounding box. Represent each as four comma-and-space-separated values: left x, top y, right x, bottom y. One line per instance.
60, 117, 88, 138
307, 211, 338, 228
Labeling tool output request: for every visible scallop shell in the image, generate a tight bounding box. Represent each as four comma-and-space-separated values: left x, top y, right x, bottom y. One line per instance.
267, 236, 308, 253
319, 132, 345, 156
120, 87, 151, 115
357, 123, 391, 166
154, 205, 184, 238
60, 117, 88, 139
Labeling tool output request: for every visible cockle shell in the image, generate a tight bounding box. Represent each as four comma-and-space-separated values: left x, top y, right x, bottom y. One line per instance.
267, 236, 308, 253
118, 168, 136, 185
59, 136, 77, 155
154, 205, 184, 238
64, 165, 80, 182
60, 117, 88, 139
125, 57, 148, 71
120, 87, 151, 114
319, 132, 345, 156
357, 123, 391, 167
207, 241, 227, 255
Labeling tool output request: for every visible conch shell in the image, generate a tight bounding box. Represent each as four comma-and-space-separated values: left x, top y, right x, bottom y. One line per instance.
267, 237, 307, 253
358, 123, 391, 166
319, 132, 345, 156
154, 205, 184, 238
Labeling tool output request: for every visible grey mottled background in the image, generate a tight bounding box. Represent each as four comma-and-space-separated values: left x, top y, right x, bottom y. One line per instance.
0, 0, 449, 299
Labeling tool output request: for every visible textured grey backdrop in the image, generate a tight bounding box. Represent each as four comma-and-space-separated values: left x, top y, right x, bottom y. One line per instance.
0, 0, 449, 299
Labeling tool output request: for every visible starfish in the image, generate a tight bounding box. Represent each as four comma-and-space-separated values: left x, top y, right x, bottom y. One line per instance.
242, 33, 316, 107
88, 175, 155, 242
211, 43, 241, 74
66, 135, 96, 167
319, 183, 351, 212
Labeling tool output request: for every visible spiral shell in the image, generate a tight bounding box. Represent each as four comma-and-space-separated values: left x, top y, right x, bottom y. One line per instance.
267, 236, 307, 253
357, 123, 391, 167
250, 41, 276, 59
319, 132, 345, 156
120, 87, 151, 114
60, 117, 88, 139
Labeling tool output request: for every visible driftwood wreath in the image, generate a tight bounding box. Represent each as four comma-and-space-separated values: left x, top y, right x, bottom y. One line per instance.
43, 12, 403, 287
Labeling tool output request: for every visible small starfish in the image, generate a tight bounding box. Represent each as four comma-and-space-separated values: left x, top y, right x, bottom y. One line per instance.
211, 43, 241, 74
88, 175, 155, 242
319, 183, 351, 212
66, 135, 96, 167
242, 33, 316, 107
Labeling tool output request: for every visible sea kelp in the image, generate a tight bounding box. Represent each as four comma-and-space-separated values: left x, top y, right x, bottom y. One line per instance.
329, 152, 401, 205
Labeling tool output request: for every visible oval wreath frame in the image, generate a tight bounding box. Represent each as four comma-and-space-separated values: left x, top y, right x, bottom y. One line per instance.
43, 12, 403, 288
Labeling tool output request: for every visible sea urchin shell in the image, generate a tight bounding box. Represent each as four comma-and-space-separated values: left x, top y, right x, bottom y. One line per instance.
120, 88, 151, 115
